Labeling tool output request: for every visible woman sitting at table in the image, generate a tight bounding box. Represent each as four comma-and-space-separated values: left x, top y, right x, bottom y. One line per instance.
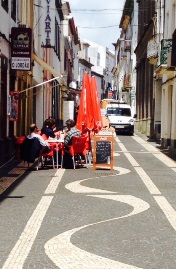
41, 118, 56, 139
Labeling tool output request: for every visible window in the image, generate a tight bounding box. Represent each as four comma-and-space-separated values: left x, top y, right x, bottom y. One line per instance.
11, 0, 16, 21
2, 0, 8, 12
107, 108, 131, 116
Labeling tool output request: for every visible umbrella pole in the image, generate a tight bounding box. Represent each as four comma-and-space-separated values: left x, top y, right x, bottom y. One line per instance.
87, 129, 92, 165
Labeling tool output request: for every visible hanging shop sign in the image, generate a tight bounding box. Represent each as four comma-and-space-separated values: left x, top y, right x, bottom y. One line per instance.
9, 91, 19, 121
11, 27, 32, 71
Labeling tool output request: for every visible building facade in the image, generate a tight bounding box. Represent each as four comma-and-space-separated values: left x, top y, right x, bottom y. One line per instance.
0, 0, 116, 166
118, 0, 176, 155
79, 38, 115, 100
154, 0, 176, 151
0, 0, 78, 165
0, 0, 20, 164
135, 0, 156, 138
113, 0, 138, 118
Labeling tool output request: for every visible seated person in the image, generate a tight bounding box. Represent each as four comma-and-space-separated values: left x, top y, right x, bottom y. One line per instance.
21, 123, 51, 164
41, 118, 56, 139
64, 119, 82, 147
102, 114, 110, 128
27, 123, 51, 154
63, 119, 82, 168
100, 101, 107, 117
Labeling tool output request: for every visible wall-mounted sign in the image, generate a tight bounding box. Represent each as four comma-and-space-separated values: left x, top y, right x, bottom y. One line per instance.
45, 0, 51, 46
9, 91, 19, 121
11, 27, 32, 70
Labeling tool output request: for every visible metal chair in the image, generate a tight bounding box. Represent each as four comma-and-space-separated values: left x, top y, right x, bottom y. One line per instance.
68, 136, 88, 169
53, 142, 64, 168
83, 131, 94, 165
37, 144, 55, 170
41, 133, 48, 140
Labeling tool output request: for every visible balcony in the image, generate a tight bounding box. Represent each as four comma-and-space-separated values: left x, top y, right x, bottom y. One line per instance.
155, 39, 175, 78
160, 39, 172, 65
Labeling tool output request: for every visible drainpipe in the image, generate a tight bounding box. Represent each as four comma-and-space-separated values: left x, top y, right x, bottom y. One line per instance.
163, 0, 165, 37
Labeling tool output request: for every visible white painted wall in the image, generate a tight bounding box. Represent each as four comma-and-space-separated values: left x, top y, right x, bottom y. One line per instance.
79, 38, 115, 99
92, 75, 102, 99
84, 39, 106, 68
160, 0, 176, 146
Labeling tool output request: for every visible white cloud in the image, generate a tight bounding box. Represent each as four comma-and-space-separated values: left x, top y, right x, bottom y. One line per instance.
68, 0, 125, 51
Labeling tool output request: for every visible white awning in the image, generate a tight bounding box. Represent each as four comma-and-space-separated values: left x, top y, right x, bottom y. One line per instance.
33, 53, 62, 79
20, 54, 63, 94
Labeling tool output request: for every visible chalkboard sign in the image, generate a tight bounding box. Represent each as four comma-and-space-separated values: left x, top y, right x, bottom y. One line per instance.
96, 141, 111, 164
93, 135, 114, 170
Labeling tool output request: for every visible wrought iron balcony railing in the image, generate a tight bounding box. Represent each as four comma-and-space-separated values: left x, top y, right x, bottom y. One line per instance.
160, 39, 172, 65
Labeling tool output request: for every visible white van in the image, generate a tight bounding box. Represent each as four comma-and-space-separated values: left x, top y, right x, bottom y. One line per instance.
106, 101, 137, 135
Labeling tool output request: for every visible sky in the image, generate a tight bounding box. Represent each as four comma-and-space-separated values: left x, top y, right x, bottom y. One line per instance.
68, 0, 125, 52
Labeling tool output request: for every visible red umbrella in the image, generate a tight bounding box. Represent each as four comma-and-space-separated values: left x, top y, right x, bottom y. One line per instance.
90, 76, 103, 132
76, 74, 103, 134
76, 73, 94, 132
76, 74, 103, 155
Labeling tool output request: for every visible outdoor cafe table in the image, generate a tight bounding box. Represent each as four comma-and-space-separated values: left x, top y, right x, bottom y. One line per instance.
46, 138, 64, 169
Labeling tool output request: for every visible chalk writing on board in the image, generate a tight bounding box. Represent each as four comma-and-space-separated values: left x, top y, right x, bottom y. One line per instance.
96, 141, 111, 164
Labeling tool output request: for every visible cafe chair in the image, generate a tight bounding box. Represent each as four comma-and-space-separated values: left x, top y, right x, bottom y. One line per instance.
41, 133, 48, 140
54, 142, 64, 168
37, 144, 55, 170
20, 137, 41, 169
68, 136, 88, 169
82, 132, 94, 164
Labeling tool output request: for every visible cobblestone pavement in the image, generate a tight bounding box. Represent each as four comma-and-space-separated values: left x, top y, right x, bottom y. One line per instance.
1, 133, 176, 269
0, 132, 162, 197
0, 132, 174, 197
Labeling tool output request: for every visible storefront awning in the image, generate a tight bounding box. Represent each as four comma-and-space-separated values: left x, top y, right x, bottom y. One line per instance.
33, 53, 62, 80
20, 55, 62, 94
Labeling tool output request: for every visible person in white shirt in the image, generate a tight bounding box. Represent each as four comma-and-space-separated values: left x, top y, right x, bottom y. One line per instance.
27, 123, 51, 153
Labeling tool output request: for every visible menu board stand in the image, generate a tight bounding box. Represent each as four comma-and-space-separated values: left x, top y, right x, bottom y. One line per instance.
93, 134, 114, 170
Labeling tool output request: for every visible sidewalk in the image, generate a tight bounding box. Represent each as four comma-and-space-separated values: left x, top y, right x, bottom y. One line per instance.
0, 158, 33, 197
135, 131, 176, 162
1, 133, 176, 197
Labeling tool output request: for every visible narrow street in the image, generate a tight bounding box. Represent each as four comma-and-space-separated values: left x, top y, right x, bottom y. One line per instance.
1, 133, 176, 269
